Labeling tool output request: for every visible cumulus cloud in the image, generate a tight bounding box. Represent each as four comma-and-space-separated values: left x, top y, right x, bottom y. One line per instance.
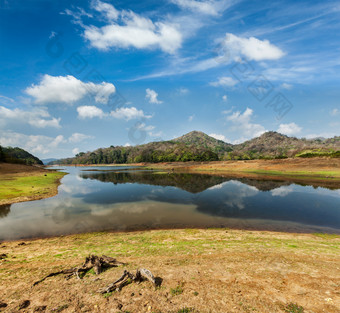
210, 76, 238, 88
225, 108, 266, 140
77, 105, 105, 119
222, 95, 228, 101
277, 122, 302, 136
72, 147, 80, 155
0, 131, 65, 155
25, 75, 116, 105
77, 105, 151, 120
145, 88, 163, 104
221, 33, 284, 61
111, 107, 151, 120
0, 106, 61, 128
68, 133, 94, 143
209, 133, 228, 142
81, 1, 182, 54
91, 0, 119, 21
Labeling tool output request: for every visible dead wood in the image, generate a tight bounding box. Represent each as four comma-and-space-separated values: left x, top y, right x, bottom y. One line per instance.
33, 255, 125, 286
98, 268, 158, 294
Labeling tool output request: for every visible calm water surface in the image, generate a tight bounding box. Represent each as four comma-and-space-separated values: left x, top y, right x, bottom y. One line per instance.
0, 166, 339, 240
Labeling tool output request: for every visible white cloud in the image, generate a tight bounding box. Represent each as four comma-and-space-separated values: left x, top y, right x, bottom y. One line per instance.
0, 94, 15, 105
209, 133, 228, 142
124, 142, 131, 147
0, 131, 65, 155
210, 76, 238, 88
171, 0, 226, 16
72, 147, 80, 155
188, 114, 195, 122
221, 33, 285, 61
91, 0, 119, 21
222, 95, 228, 101
69, 133, 94, 143
0, 106, 61, 128
330, 108, 339, 116
281, 83, 292, 90
82, 2, 182, 54
25, 75, 116, 105
146, 88, 163, 104
277, 122, 302, 136
178, 87, 189, 95
77, 105, 105, 119
225, 108, 266, 140
111, 107, 152, 120
77, 105, 151, 120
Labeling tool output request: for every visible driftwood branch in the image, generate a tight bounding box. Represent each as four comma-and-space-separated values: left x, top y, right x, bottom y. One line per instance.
98, 268, 158, 293
33, 255, 125, 286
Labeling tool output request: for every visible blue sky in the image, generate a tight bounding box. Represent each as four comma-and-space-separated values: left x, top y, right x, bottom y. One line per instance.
0, 0, 339, 159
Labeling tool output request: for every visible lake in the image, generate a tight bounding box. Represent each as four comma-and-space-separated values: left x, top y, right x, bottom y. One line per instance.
0, 166, 339, 240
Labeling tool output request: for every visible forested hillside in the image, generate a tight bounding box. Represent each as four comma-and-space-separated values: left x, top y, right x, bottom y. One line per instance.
49, 131, 340, 165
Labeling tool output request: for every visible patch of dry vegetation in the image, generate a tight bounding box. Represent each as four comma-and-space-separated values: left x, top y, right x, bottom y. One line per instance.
0, 229, 339, 312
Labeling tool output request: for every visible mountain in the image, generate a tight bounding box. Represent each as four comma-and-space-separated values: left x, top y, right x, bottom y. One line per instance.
49, 131, 340, 165
0, 145, 43, 165
173, 131, 232, 154
41, 158, 58, 165
231, 132, 340, 159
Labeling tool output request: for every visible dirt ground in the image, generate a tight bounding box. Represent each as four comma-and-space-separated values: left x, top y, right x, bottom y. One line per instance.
144, 158, 340, 174
0, 163, 47, 175
0, 229, 339, 313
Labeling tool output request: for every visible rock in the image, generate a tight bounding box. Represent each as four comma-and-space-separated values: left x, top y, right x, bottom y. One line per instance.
19, 300, 30, 310
0, 254, 7, 260
0, 302, 7, 308
34, 306, 47, 312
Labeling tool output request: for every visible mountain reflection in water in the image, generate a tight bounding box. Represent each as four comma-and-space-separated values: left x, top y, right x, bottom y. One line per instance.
0, 167, 339, 240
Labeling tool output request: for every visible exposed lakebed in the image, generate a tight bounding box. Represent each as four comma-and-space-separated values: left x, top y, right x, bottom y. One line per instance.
0, 166, 339, 240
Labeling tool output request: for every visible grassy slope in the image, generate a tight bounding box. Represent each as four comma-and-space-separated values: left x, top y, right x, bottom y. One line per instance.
0, 229, 339, 312
0, 168, 66, 205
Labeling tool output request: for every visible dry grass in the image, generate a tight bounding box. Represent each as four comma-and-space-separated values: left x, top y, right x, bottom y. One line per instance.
0, 229, 339, 312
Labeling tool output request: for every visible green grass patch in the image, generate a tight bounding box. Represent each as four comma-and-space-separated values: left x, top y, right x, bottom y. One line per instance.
0, 171, 66, 202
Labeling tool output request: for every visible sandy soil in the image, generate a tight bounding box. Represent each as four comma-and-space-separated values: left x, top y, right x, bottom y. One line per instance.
0, 229, 339, 313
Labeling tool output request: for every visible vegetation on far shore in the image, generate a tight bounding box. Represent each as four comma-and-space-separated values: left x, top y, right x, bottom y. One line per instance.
49, 131, 340, 165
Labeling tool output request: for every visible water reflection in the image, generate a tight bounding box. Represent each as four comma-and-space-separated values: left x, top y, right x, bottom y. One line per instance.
0, 167, 339, 240
0, 204, 10, 218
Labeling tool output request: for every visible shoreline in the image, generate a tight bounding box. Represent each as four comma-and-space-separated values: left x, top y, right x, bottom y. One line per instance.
0, 228, 339, 312
0, 163, 67, 206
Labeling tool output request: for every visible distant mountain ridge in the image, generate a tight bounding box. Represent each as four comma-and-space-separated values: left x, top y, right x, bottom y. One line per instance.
49, 131, 340, 165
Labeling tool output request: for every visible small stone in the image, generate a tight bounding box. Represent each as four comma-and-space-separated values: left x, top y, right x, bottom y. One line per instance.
148, 305, 152, 311
0, 254, 7, 260
0, 302, 7, 308
131, 293, 135, 297
34, 306, 47, 312
19, 300, 30, 310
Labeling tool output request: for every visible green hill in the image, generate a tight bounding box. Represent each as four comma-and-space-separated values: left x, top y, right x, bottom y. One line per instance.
0, 145, 43, 165
49, 131, 340, 165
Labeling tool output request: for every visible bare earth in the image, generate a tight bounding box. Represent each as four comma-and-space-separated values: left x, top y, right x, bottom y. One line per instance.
0, 229, 339, 313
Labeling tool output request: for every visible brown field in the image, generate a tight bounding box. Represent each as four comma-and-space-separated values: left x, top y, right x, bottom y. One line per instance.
0, 229, 339, 313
